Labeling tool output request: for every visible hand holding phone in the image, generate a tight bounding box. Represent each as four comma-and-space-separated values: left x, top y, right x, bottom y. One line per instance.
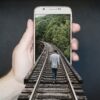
0, 7, 80, 100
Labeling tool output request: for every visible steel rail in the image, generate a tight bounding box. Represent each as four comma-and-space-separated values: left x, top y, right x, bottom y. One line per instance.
52, 44, 78, 100
29, 44, 48, 100
53, 44, 82, 82
24, 42, 46, 81
17, 42, 87, 100
60, 57, 78, 100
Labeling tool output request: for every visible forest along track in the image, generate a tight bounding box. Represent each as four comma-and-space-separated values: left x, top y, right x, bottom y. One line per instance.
18, 42, 87, 100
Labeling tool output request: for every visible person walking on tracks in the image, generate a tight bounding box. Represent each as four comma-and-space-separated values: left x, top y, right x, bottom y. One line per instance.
50, 50, 60, 83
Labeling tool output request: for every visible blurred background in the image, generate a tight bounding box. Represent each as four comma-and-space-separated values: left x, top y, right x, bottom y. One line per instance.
0, 0, 100, 99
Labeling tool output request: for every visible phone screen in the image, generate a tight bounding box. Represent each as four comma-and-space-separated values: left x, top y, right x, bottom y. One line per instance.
35, 14, 71, 63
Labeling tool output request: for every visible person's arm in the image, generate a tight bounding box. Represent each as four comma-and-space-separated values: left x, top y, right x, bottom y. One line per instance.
49, 55, 51, 65
0, 19, 34, 100
0, 70, 25, 100
58, 55, 60, 67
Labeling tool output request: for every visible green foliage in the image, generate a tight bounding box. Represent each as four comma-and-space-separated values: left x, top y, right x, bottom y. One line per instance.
35, 14, 70, 59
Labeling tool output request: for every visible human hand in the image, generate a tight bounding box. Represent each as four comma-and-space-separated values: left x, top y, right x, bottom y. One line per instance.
11, 19, 80, 84
12, 19, 34, 83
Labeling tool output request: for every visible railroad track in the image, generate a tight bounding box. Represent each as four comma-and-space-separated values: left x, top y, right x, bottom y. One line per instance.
18, 42, 87, 100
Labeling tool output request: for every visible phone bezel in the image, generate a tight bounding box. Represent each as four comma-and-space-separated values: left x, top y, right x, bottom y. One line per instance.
34, 6, 72, 64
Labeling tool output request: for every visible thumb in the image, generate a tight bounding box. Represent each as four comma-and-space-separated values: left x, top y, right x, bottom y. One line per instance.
19, 19, 34, 48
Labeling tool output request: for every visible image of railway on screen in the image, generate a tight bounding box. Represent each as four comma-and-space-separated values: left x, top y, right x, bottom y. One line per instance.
35, 14, 71, 63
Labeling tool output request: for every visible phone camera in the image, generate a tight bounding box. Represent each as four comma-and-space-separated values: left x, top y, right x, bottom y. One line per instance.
43, 8, 45, 10
58, 8, 61, 10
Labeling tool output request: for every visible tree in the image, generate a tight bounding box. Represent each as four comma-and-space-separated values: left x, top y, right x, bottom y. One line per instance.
35, 14, 70, 60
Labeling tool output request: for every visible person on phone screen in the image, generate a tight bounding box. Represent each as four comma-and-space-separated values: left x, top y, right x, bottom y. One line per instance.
50, 50, 60, 83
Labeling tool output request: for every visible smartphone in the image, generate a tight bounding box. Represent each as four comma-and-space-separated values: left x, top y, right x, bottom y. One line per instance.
34, 6, 72, 64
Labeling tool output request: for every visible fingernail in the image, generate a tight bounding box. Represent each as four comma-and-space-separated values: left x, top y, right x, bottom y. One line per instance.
27, 19, 33, 28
